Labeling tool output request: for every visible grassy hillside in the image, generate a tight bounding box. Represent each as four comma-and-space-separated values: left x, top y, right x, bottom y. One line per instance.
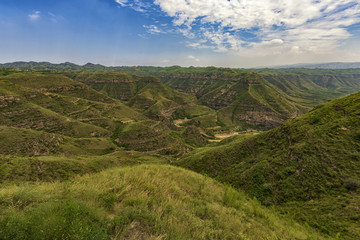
71, 71, 218, 130
0, 164, 327, 239
120, 66, 360, 129
1, 65, 358, 239
0, 151, 165, 183
6, 63, 360, 131
2, 73, 116, 103
177, 91, 360, 239
0, 71, 195, 155
0, 126, 117, 157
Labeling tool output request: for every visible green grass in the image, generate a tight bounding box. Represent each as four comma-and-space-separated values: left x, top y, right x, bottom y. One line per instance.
0, 126, 118, 156
114, 120, 188, 155
177, 91, 360, 239
120, 66, 360, 129
1, 72, 116, 103
0, 151, 166, 183
1, 67, 359, 239
0, 164, 328, 240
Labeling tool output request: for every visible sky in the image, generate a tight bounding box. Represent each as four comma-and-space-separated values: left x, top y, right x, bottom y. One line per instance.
0, 0, 359, 68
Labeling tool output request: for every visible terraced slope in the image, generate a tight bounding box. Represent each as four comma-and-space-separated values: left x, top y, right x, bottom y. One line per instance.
6, 63, 360, 130
178, 92, 360, 239
121, 66, 360, 129
71, 71, 219, 132
0, 72, 193, 155
0, 126, 117, 156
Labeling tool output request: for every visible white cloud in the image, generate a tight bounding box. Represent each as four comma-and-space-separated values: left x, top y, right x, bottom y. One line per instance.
115, 0, 127, 6
152, 0, 360, 55
28, 11, 40, 21
143, 25, 165, 34
188, 55, 200, 62
114, 0, 152, 12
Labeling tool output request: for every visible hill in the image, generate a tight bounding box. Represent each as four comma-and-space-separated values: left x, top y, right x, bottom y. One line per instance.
0, 65, 357, 239
0, 71, 196, 155
177, 92, 360, 239
70, 72, 216, 126
0, 164, 327, 239
4, 62, 360, 131
120, 66, 360, 130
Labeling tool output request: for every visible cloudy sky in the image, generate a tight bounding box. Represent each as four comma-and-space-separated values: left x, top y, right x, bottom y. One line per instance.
0, 0, 359, 67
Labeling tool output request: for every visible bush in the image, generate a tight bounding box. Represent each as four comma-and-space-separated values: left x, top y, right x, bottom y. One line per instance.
344, 178, 359, 191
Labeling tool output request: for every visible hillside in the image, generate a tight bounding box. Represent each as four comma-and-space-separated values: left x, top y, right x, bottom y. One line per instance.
4, 62, 360, 131
0, 164, 327, 239
70, 71, 218, 130
1, 65, 358, 239
120, 66, 360, 129
177, 92, 360, 239
0, 71, 197, 155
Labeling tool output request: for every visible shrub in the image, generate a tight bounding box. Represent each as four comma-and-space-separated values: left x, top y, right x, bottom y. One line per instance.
344, 178, 359, 191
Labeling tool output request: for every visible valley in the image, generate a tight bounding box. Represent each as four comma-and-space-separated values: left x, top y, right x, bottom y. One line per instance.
0, 63, 359, 239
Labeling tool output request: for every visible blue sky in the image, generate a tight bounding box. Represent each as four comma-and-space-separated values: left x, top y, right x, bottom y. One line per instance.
0, 0, 359, 67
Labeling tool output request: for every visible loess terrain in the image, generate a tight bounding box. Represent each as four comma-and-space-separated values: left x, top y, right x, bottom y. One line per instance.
0, 63, 359, 239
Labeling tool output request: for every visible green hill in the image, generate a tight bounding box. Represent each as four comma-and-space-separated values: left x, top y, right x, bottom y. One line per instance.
120, 66, 360, 130
0, 164, 327, 239
1, 65, 358, 239
0, 126, 117, 157
177, 91, 360, 239
71, 71, 218, 130
6, 63, 360, 132
0, 71, 194, 155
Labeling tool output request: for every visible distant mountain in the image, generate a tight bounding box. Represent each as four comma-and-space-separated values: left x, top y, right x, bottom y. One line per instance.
0, 61, 107, 71
274, 62, 360, 69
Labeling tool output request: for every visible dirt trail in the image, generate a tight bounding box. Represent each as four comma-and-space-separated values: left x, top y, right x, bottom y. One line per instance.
173, 118, 188, 127
208, 132, 240, 142
209, 131, 260, 142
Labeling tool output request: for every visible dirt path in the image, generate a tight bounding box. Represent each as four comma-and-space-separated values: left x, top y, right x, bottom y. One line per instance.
209, 131, 260, 142
173, 118, 189, 127
208, 132, 240, 142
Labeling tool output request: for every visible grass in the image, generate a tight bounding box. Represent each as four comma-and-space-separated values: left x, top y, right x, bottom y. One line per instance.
0, 151, 166, 183
177, 91, 360, 239
114, 120, 188, 155
0, 164, 328, 240
0, 126, 116, 156
1, 67, 359, 239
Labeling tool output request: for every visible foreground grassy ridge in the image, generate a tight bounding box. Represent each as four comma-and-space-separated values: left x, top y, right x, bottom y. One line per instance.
178, 91, 360, 238
0, 165, 327, 240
